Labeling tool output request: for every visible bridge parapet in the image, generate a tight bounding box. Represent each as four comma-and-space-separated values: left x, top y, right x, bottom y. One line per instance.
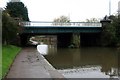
20, 21, 102, 27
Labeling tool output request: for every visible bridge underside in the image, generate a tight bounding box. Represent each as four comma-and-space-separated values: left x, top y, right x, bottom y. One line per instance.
80, 33, 101, 46
20, 32, 101, 47
23, 26, 102, 34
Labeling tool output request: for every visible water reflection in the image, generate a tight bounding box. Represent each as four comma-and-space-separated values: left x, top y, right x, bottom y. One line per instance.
44, 46, 119, 78
48, 45, 57, 55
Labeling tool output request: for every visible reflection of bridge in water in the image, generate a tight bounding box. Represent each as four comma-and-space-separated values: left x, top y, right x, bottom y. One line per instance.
19, 21, 102, 47
44, 46, 119, 78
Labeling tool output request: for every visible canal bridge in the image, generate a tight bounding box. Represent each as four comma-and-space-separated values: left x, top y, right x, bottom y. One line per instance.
20, 21, 102, 47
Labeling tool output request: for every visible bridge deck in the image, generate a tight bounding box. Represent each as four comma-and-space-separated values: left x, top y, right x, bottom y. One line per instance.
20, 22, 102, 34
21, 21, 102, 27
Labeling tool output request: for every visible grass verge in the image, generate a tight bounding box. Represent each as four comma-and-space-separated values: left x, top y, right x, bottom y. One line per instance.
2, 45, 21, 78
0, 45, 2, 80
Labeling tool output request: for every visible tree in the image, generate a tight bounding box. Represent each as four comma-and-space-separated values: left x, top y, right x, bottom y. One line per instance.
110, 15, 120, 46
100, 15, 120, 46
2, 11, 19, 45
53, 15, 70, 25
86, 18, 100, 22
6, 2, 29, 21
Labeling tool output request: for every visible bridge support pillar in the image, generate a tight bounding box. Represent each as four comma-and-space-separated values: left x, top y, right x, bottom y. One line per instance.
20, 34, 28, 46
57, 33, 72, 47
71, 33, 80, 48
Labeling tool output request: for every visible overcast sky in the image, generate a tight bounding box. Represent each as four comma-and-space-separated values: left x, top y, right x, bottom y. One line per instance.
0, 0, 120, 21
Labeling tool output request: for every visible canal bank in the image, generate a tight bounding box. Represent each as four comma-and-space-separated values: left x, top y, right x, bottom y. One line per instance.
5, 47, 64, 78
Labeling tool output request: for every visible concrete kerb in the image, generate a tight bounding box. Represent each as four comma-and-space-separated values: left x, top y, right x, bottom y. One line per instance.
36, 51, 65, 78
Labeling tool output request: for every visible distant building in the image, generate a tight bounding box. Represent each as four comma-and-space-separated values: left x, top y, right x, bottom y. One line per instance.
118, 1, 120, 15
10, 0, 21, 2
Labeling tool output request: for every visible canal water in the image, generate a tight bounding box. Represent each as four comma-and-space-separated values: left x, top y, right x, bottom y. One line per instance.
43, 46, 119, 78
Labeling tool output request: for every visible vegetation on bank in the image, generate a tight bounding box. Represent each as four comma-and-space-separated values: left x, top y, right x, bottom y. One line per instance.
2, 1, 29, 45
101, 15, 120, 47
2, 1, 28, 79
2, 45, 21, 78
0, 47, 2, 79
2, 11, 20, 45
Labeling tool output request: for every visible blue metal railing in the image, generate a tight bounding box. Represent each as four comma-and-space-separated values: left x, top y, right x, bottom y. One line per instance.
20, 21, 102, 27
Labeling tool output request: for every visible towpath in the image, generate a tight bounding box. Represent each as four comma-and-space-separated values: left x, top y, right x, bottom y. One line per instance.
5, 47, 64, 78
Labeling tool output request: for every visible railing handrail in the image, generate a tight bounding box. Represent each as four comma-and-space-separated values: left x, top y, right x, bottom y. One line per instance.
21, 21, 101, 23
20, 21, 102, 27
